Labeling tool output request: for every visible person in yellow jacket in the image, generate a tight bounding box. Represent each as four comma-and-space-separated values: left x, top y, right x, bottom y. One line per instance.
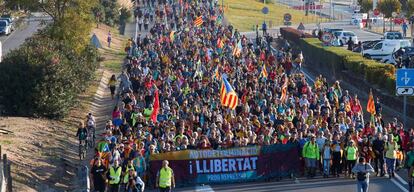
345, 140, 358, 179
302, 134, 320, 178
385, 134, 399, 179
107, 160, 122, 192
156, 160, 175, 192
121, 159, 136, 191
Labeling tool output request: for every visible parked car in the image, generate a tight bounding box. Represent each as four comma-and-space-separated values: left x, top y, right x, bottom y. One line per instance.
333, 31, 358, 46
323, 28, 343, 34
362, 39, 412, 60
1, 15, 14, 31
352, 40, 381, 52
383, 31, 403, 40
0, 19, 13, 32
0, 20, 11, 35
381, 47, 414, 66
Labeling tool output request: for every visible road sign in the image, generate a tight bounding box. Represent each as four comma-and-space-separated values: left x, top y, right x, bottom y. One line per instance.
397, 87, 414, 95
262, 7, 269, 14
321, 32, 333, 45
396, 69, 414, 87
374, 9, 380, 16
284, 13, 292, 22
284, 21, 292, 26
353, 19, 359, 24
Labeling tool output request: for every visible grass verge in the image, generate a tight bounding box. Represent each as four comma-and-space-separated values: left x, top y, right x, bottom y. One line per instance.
222, 0, 327, 31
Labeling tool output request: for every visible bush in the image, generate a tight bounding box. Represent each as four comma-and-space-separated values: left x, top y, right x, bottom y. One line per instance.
280, 27, 313, 44
0, 35, 99, 118
298, 38, 396, 94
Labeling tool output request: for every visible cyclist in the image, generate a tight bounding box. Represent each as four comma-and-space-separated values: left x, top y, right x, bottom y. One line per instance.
86, 112, 96, 141
76, 122, 89, 145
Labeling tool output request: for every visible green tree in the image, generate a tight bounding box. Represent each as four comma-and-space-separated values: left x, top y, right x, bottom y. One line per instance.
378, 0, 401, 31
408, 0, 414, 16
378, 0, 401, 18
361, 0, 373, 13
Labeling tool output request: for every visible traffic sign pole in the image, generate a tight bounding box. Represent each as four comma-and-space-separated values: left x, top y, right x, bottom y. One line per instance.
404, 96, 407, 128
396, 69, 414, 129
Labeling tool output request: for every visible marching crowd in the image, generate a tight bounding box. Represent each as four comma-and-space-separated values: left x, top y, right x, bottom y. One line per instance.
78, 0, 414, 192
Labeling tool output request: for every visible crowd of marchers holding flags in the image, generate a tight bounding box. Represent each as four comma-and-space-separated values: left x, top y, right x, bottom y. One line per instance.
75, 0, 414, 192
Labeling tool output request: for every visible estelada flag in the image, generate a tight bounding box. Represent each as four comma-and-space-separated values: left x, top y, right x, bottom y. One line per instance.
220, 76, 238, 110
260, 63, 268, 78
194, 16, 203, 27
280, 75, 288, 103
367, 90, 376, 114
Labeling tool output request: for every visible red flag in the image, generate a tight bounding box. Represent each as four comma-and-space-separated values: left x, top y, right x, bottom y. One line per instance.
150, 89, 159, 123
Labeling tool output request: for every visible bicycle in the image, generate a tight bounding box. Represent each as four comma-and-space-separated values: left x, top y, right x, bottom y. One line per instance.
87, 126, 96, 148
79, 140, 87, 160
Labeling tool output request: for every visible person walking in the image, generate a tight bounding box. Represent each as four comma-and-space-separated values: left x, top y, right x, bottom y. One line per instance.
403, 22, 408, 37
352, 157, 375, 192
262, 21, 267, 36
107, 160, 122, 192
144, 17, 149, 31
331, 134, 343, 177
156, 160, 175, 192
138, 17, 143, 31
347, 37, 354, 51
108, 74, 117, 100
90, 157, 108, 192
322, 140, 332, 178
107, 31, 112, 48
302, 135, 320, 178
385, 134, 399, 178
345, 140, 358, 179
372, 133, 385, 177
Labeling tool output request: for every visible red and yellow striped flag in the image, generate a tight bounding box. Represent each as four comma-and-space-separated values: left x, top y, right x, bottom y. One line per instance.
260, 63, 268, 78
194, 16, 203, 27
280, 76, 288, 102
367, 90, 376, 114
220, 76, 238, 110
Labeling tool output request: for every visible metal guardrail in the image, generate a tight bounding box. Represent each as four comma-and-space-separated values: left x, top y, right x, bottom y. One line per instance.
78, 165, 90, 192
0, 146, 12, 192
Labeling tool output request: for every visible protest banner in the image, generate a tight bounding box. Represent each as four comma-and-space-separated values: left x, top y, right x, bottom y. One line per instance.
149, 143, 300, 186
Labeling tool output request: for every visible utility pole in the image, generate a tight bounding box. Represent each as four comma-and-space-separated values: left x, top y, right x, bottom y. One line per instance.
305, 0, 309, 16
330, 0, 333, 20
222, 0, 224, 13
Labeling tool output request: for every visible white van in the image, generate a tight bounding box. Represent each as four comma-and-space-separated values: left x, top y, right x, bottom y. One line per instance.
362, 39, 412, 60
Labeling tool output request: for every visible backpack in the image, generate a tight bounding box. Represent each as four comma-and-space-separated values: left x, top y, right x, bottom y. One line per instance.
79, 129, 87, 140
356, 164, 367, 181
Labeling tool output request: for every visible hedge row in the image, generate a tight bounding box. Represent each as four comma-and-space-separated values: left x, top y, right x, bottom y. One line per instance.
299, 38, 396, 94
280, 27, 313, 44
0, 35, 99, 119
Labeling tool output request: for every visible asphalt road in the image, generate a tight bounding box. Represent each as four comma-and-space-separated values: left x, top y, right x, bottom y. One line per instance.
0, 14, 49, 56
124, 6, 401, 192
146, 174, 409, 192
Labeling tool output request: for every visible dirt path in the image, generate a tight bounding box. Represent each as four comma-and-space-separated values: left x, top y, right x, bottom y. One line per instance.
73, 69, 119, 191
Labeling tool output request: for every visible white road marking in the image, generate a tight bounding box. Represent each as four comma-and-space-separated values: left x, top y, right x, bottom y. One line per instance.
391, 178, 409, 192
395, 172, 409, 185
196, 185, 215, 192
